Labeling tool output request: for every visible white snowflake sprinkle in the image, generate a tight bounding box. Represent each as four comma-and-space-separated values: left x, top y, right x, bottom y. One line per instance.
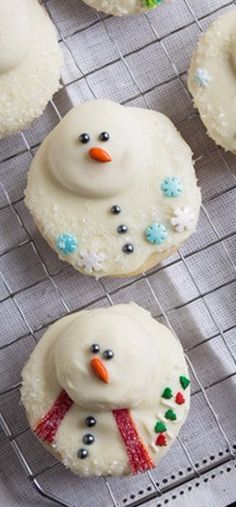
76, 250, 105, 275
170, 207, 195, 233
194, 68, 211, 87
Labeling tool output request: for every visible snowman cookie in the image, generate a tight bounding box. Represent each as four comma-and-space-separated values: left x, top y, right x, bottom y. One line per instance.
25, 100, 201, 278
0, 0, 63, 139
82, 0, 166, 17
188, 10, 236, 154
21, 303, 190, 476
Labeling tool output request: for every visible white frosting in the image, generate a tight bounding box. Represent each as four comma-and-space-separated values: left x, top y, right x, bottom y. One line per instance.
21, 304, 190, 476
188, 10, 236, 154
0, 0, 31, 73
232, 37, 236, 71
47, 103, 145, 198
82, 0, 166, 16
55, 311, 159, 410
0, 0, 63, 138
25, 100, 201, 277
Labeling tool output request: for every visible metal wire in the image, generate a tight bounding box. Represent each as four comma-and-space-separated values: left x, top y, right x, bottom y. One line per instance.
97, 1, 236, 462
1, 1, 236, 506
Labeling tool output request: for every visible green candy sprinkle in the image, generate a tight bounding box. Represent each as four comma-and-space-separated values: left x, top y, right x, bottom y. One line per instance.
180, 375, 191, 390
143, 0, 164, 8
162, 387, 173, 399
155, 421, 167, 433
165, 409, 177, 421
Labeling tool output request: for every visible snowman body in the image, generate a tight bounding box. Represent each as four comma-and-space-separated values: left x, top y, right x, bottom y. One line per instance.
188, 10, 236, 154
25, 100, 201, 277
0, 0, 32, 75
0, 0, 62, 139
21, 304, 190, 476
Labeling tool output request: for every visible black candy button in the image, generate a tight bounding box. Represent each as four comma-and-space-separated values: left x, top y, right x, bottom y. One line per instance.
77, 448, 88, 459
111, 205, 121, 215
117, 224, 128, 234
123, 243, 134, 254
83, 434, 95, 445
85, 416, 96, 427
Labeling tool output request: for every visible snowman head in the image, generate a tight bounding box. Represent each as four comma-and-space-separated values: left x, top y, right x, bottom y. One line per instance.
0, 0, 31, 74
46, 101, 150, 199
54, 309, 159, 411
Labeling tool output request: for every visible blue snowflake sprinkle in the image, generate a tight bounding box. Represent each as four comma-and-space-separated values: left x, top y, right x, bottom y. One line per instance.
145, 223, 167, 245
56, 233, 78, 255
194, 68, 211, 87
161, 176, 183, 198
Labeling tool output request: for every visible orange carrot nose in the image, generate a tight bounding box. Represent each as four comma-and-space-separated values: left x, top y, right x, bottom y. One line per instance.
90, 358, 109, 384
89, 147, 112, 163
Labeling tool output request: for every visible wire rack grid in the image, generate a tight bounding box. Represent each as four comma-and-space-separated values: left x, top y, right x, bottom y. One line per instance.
0, 0, 236, 506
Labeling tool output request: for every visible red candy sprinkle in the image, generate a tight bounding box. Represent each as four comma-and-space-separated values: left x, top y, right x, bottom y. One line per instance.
113, 408, 155, 474
175, 392, 185, 405
34, 390, 73, 443
155, 434, 167, 447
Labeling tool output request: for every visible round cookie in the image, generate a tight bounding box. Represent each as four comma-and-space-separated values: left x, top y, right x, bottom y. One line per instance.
21, 303, 190, 476
82, 0, 166, 16
188, 10, 236, 154
0, 0, 63, 139
24, 100, 201, 278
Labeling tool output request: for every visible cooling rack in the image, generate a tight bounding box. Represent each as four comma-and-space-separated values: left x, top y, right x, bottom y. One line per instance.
1, 0, 236, 506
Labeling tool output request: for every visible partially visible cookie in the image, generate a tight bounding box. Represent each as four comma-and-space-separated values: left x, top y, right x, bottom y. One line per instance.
24, 100, 201, 278
188, 10, 236, 154
82, 0, 166, 17
21, 303, 190, 476
0, 0, 63, 139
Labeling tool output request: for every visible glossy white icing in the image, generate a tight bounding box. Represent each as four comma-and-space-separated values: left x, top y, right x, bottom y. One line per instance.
0, 0, 63, 138
188, 10, 236, 154
25, 100, 201, 277
21, 304, 190, 476
0, 0, 31, 74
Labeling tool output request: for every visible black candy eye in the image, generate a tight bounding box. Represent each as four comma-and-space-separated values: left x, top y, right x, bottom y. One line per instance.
103, 349, 114, 360
79, 133, 90, 144
90, 344, 100, 353
99, 131, 110, 142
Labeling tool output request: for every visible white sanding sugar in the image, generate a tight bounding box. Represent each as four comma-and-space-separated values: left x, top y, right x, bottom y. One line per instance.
0, 0, 63, 138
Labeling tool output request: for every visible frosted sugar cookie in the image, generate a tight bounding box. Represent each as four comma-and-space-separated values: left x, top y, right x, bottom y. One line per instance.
21, 303, 190, 476
0, 0, 63, 139
82, 0, 166, 16
188, 10, 236, 154
24, 100, 201, 278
